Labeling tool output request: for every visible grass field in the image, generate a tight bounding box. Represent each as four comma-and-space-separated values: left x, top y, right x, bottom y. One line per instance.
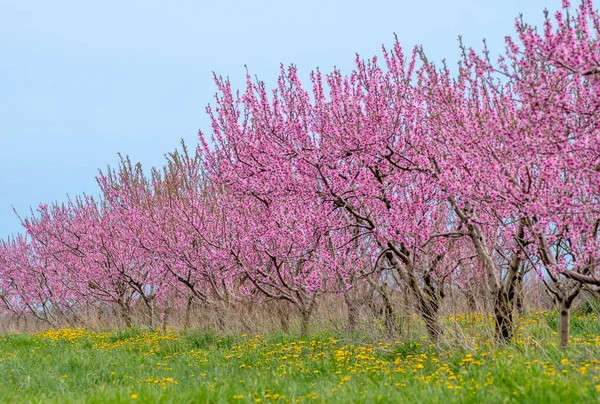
0, 311, 599, 403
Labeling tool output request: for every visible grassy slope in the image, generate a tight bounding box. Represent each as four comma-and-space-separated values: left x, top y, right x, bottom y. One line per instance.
0, 312, 599, 404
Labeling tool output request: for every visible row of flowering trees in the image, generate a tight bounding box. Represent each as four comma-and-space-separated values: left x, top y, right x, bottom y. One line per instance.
1, 0, 599, 347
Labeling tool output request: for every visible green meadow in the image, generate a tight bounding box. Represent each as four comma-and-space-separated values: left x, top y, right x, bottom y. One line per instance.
0, 311, 599, 403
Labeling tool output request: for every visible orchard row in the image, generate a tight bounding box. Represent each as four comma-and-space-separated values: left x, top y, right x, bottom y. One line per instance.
1, 0, 599, 348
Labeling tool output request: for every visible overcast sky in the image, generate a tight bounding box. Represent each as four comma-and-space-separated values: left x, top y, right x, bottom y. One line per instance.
0, 0, 553, 239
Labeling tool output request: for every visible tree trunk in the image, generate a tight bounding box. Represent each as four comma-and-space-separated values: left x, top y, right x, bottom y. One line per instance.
300, 309, 311, 338
451, 202, 522, 343
96, 306, 104, 326
240, 301, 254, 332
140, 296, 155, 329
420, 273, 443, 343
214, 303, 226, 332
122, 307, 133, 328
403, 285, 411, 338
515, 289, 525, 315
118, 301, 133, 328
466, 287, 477, 313
377, 284, 396, 338
184, 294, 193, 330
299, 295, 317, 338
549, 278, 580, 348
277, 301, 290, 334
383, 296, 396, 338
515, 274, 525, 315
558, 298, 571, 349
344, 289, 359, 333
161, 308, 169, 333
419, 305, 441, 343
385, 248, 445, 342
366, 276, 396, 337
148, 300, 155, 329
494, 289, 513, 342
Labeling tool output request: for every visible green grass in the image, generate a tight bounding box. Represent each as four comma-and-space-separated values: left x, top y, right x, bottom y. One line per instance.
0, 312, 599, 403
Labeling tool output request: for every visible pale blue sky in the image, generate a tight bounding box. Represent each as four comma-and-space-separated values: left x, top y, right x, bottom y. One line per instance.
0, 0, 551, 238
